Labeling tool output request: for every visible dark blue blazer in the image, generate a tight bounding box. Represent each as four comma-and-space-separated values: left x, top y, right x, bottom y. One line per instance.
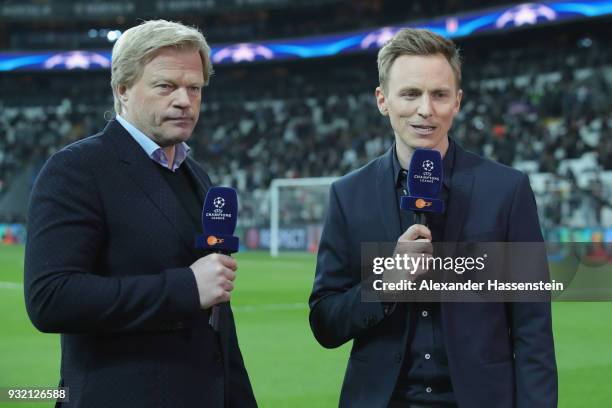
24, 120, 256, 408
309, 143, 557, 408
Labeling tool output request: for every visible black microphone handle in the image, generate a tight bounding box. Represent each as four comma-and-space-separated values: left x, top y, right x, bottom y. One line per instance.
209, 249, 231, 331
413, 212, 427, 227
412, 211, 430, 241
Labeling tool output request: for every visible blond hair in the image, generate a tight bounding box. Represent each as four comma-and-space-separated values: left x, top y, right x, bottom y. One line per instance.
377, 28, 461, 91
110, 19, 213, 114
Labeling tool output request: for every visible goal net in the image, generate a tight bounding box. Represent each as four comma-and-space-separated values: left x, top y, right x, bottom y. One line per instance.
269, 177, 338, 257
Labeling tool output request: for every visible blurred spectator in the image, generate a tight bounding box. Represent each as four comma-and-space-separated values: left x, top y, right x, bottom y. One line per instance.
1, 30, 611, 229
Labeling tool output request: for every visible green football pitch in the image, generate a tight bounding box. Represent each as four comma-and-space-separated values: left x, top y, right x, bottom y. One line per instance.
1, 245, 611, 407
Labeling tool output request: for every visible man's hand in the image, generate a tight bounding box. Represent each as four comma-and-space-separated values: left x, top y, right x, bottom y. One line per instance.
190, 253, 237, 309
384, 224, 433, 286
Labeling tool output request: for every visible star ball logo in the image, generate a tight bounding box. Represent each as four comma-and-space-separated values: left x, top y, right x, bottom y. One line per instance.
422, 160, 434, 172
213, 43, 274, 63
213, 197, 225, 214
496, 3, 556, 29
213, 197, 225, 208
206, 196, 233, 221
43, 51, 111, 70
413, 159, 440, 184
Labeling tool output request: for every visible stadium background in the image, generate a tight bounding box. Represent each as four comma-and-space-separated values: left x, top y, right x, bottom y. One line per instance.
0, 0, 611, 406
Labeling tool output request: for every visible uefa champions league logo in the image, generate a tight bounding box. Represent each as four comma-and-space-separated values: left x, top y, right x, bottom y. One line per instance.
43, 51, 111, 70
206, 199, 233, 219
213, 197, 225, 209
496, 3, 556, 28
422, 160, 435, 172
212, 43, 274, 63
414, 158, 440, 184
360, 27, 400, 49
213, 197, 225, 214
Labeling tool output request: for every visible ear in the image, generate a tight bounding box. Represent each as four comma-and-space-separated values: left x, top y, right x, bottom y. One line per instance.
117, 84, 130, 108
453, 88, 463, 115
375, 86, 388, 116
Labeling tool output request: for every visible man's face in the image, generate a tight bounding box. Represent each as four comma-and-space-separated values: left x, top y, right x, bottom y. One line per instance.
375, 53, 462, 156
118, 47, 204, 147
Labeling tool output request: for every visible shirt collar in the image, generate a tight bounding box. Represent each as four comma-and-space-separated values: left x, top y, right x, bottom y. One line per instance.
115, 114, 190, 172
393, 138, 455, 190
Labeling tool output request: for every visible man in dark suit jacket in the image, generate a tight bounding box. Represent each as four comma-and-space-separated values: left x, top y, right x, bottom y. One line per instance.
309, 29, 557, 407
24, 20, 256, 408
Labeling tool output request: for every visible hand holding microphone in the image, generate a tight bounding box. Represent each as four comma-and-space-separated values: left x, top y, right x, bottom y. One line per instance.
190, 253, 237, 309
193, 187, 240, 330
384, 224, 434, 286
386, 149, 444, 285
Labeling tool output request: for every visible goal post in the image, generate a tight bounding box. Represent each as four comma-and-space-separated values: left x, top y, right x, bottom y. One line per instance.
270, 177, 338, 257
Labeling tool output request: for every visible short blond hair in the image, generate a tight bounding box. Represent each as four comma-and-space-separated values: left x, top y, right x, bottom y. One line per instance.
110, 19, 213, 114
377, 28, 461, 91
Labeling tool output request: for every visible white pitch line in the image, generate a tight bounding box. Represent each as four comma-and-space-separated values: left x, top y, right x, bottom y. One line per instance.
0, 281, 22, 290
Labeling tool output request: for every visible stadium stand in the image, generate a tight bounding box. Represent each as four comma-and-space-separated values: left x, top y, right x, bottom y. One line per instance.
1, 0, 512, 49
0, 6, 611, 233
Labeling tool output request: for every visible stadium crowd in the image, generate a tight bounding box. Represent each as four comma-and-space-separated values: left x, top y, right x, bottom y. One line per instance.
1, 30, 611, 229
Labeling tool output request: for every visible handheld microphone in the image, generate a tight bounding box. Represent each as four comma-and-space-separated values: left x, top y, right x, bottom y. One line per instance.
400, 149, 445, 226
195, 186, 239, 330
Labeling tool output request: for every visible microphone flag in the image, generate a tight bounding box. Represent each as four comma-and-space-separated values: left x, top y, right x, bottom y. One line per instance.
195, 186, 240, 331
195, 187, 239, 253
400, 149, 445, 214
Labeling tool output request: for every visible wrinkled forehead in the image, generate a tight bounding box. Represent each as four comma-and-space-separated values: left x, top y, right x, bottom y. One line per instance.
141, 48, 205, 82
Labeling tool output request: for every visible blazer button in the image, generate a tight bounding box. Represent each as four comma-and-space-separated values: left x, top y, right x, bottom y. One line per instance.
395, 353, 402, 363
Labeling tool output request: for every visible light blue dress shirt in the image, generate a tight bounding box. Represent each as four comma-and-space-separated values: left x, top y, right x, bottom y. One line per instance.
116, 114, 190, 172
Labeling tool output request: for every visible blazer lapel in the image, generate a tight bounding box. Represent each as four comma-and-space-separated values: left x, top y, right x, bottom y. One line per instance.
105, 120, 202, 258
183, 158, 210, 204
376, 147, 402, 243
444, 143, 475, 247
441, 143, 475, 333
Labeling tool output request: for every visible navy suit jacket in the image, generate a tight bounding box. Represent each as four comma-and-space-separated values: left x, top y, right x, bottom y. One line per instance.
24, 120, 257, 408
309, 142, 557, 408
